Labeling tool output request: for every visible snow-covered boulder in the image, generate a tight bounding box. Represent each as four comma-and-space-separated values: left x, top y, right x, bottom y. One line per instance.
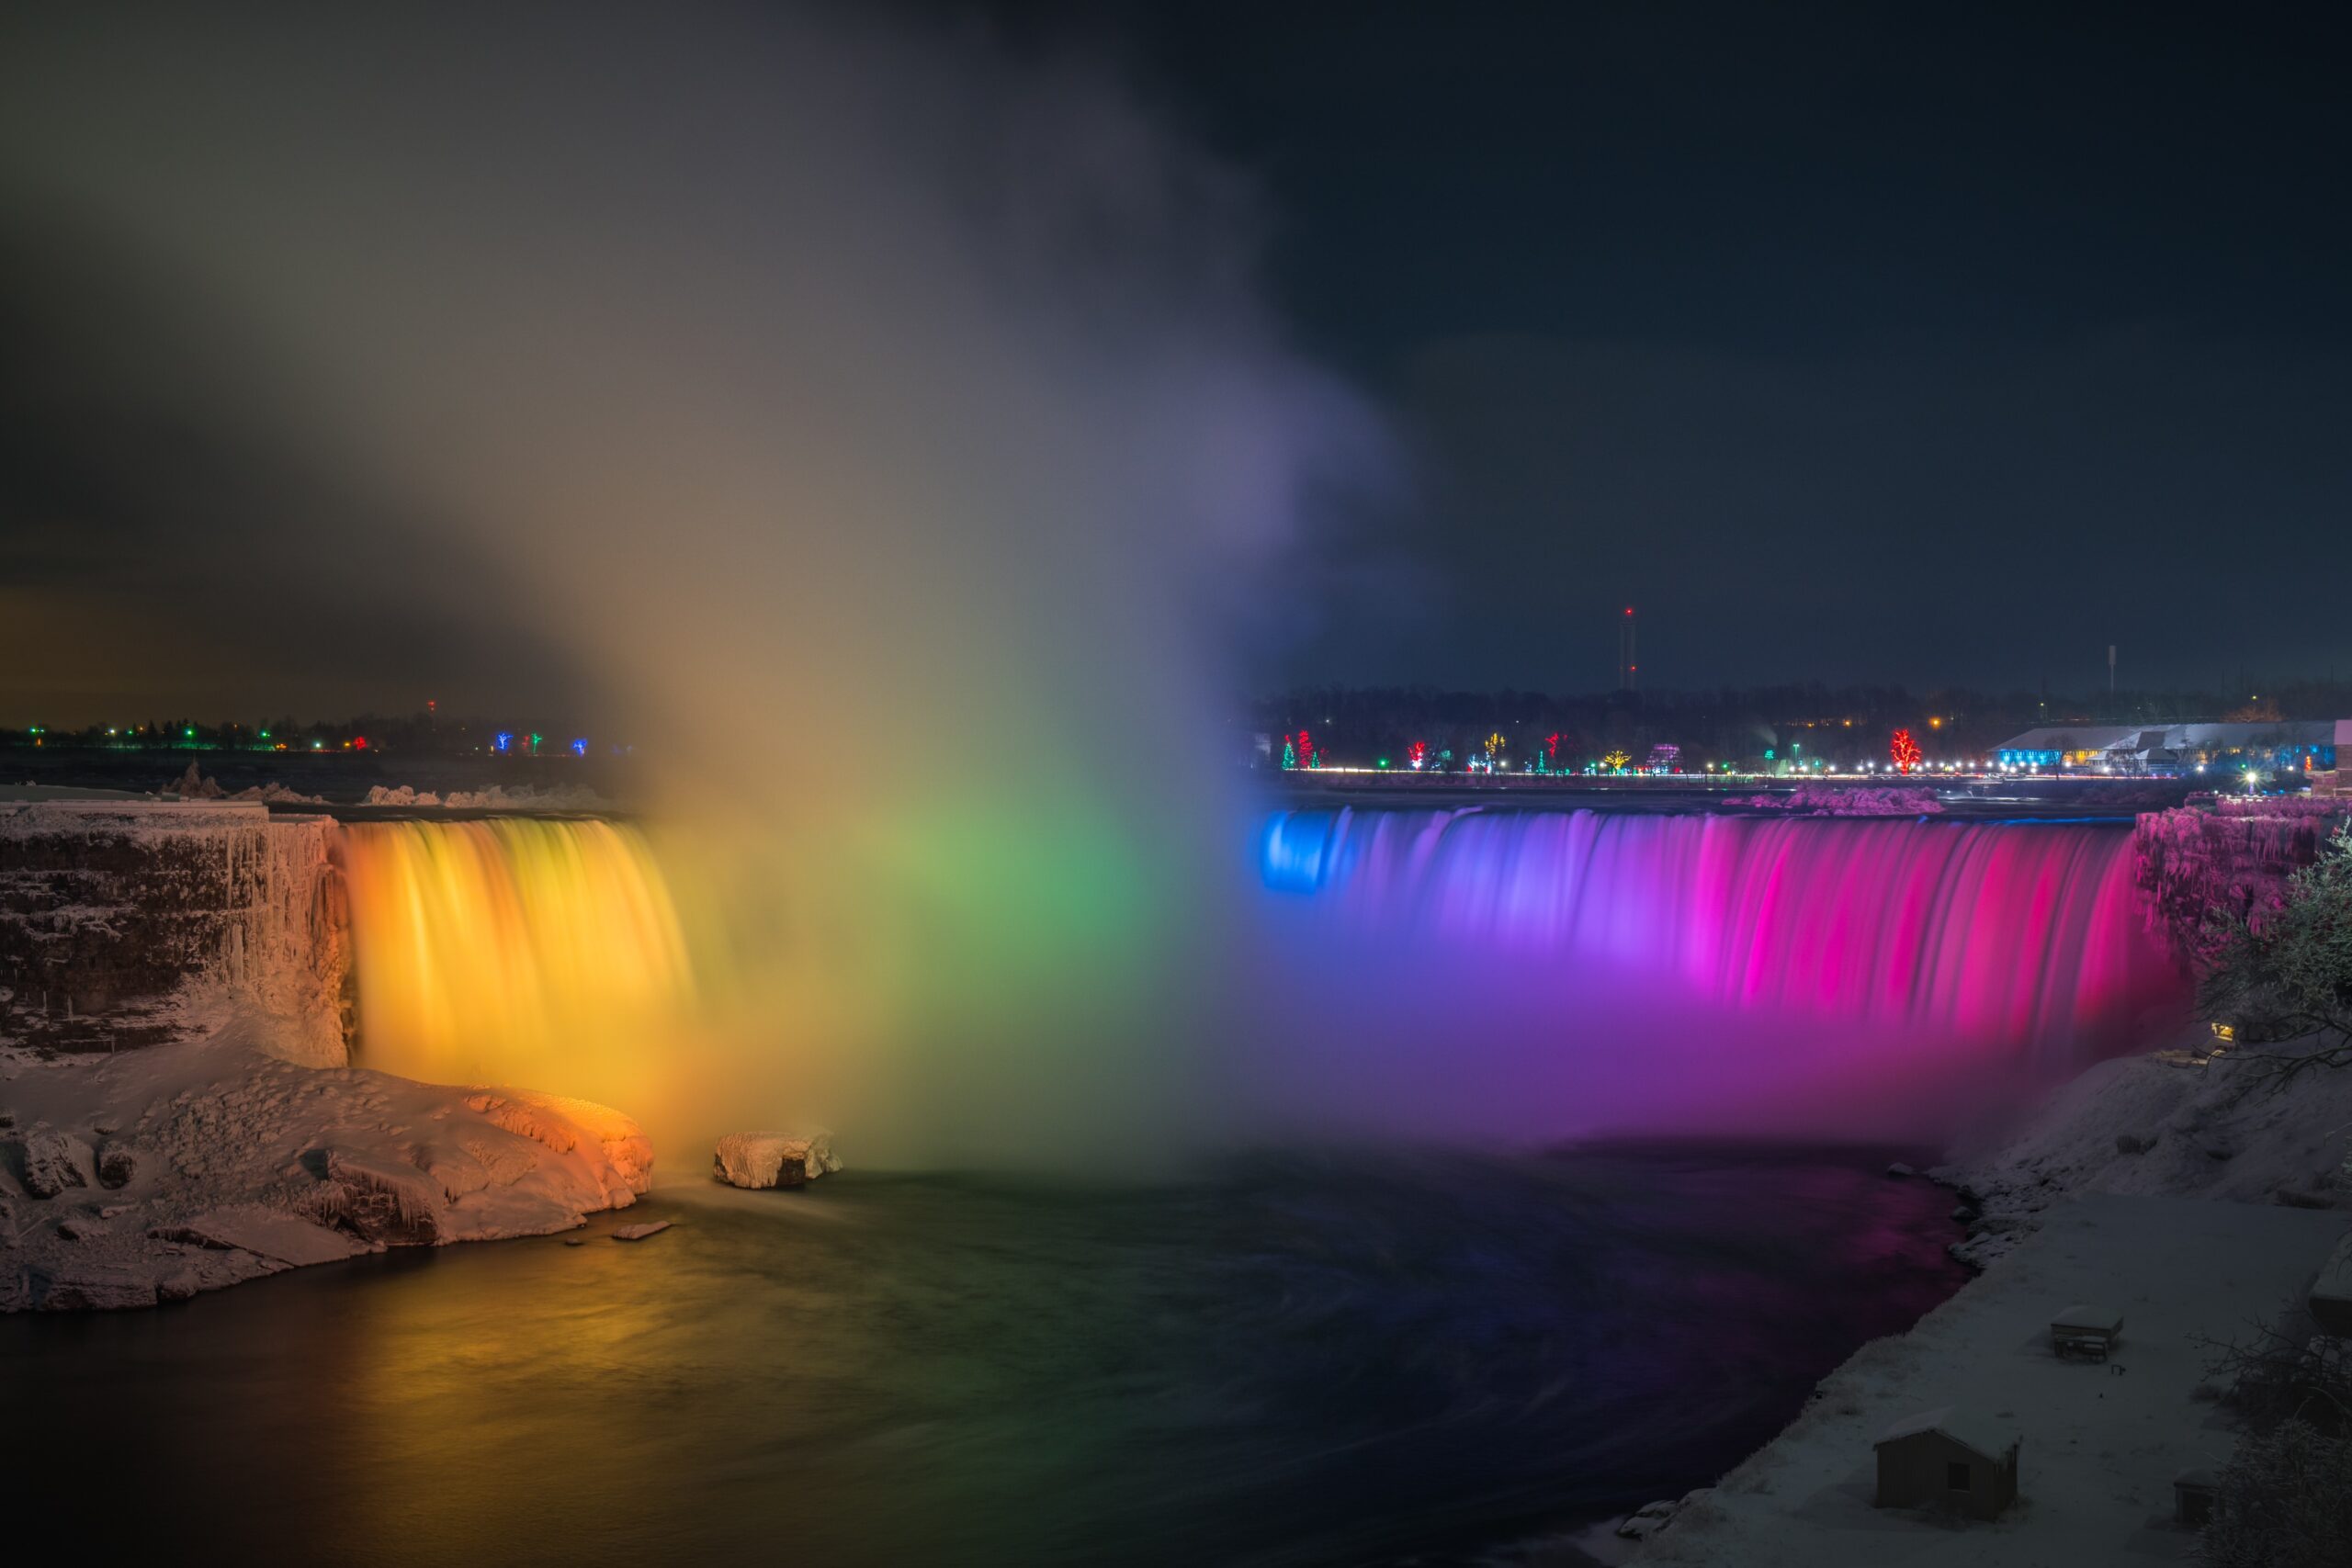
463, 1091, 656, 1201
17, 1129, 94, 1198
156, 1205, 372, 1267
95, 1142, 141, 1189
713, 1130, 840, 1190
1617, 1490, 1713, 1542
35, 1262, 164, 1312
1617, 1500, 1679, 1541
326, 1151, 447, 1245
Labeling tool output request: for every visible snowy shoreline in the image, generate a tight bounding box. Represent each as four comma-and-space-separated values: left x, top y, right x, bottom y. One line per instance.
1588, 1026, 2352, 1564
1, 1018, 652, 1312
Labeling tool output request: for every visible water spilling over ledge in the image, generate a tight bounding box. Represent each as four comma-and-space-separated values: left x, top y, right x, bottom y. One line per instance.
7, 797, 2194, 1156
1250, 807, 2191, 1142
335, 818, 695, 1088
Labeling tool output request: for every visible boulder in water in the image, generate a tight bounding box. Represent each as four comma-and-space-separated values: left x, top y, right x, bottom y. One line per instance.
713, 1131, 840, 1190
611, 1221, 672, 1241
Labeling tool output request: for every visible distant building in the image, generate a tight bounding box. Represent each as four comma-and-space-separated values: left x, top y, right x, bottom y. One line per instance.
2312, 719, 2352, 796
1993, 720, 2340, 775
1873, 1406, 2020, 1520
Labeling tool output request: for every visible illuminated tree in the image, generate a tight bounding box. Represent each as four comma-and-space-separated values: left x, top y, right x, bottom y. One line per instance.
1485, 731, 1505, 762
1546, 732, 1562, 767
1295, 728, 1317, 769
1281, 738, 1297, 770
1891, 728, 1923, 773
1602, 749, 1632, 772
1406, 739, 1429, 770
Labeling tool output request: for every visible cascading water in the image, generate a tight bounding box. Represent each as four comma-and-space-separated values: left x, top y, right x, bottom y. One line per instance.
323, 804, 2189, 1155
335, 818, 695, 1091
1245, 807, 2190, 1143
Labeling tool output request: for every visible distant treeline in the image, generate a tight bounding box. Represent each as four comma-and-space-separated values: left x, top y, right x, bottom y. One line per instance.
1241, 679, 2352, 772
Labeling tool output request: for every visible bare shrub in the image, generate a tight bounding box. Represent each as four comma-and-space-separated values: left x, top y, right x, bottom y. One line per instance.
2199, 1418, 2352, 1567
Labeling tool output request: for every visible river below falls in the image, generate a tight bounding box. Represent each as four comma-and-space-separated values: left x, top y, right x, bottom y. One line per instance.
3, 1143, 1967, 1566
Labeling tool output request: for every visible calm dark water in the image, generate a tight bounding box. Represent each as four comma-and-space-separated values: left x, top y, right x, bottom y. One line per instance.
2, 1145, 1963, 1566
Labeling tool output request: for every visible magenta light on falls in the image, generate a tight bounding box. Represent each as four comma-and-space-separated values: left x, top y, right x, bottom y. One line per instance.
1249, 807, 2189, 1142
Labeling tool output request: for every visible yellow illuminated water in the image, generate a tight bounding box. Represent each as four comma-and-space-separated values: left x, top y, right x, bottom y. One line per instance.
337, 818, 696, 1091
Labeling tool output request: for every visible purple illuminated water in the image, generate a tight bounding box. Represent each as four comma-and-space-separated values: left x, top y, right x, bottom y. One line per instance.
1245, 807, 2188, 1144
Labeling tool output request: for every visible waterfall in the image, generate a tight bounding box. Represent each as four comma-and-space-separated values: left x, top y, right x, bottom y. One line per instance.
1248, 807, 2189, 1139
334, 818, 695, 1088
322, 806, 2188, 1149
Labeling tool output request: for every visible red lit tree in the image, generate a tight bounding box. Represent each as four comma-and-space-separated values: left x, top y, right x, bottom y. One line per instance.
1407, 739, 1429, 770
1891, 728, 1922, 773
1295, 728, 1317, 769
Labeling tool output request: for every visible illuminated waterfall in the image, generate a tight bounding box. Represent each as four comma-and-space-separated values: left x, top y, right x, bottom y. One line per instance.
1249, 808, 2191, 1139
325, 806, 2192, 1154
336, 818, 695, 1088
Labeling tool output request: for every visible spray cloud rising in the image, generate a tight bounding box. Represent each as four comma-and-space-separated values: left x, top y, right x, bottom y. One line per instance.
1, 5, 1378, 1162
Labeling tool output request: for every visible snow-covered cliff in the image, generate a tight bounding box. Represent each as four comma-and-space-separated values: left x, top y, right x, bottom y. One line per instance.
2, 797, 348, 1066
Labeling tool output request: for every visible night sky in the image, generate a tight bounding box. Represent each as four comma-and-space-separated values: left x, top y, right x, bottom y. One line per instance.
1043, 3, 2352, 694
6, 4, 2351, 721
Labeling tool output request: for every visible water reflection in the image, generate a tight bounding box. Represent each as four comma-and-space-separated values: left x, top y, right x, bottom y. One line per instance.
4, 1147, 1963, 1565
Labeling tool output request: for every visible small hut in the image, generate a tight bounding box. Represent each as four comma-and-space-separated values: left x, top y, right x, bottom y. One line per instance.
2174, 1466, 2219, 1529
1873, 1407, 2020, 1520
2050, 1303, 2124, 1360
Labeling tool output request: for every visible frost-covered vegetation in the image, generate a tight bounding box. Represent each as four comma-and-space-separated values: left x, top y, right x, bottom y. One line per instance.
2200, 1418, 2352, 1568
2202, 821, 2352, 1079
2136, 799, 2350, 966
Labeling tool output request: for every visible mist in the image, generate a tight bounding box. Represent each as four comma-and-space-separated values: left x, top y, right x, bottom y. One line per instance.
1, 4, 1380, 1164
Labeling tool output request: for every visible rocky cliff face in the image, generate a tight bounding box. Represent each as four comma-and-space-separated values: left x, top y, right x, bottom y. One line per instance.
1, 799, 349, 1066
1, 799, 662, 1312
2132, 796, 2349, 965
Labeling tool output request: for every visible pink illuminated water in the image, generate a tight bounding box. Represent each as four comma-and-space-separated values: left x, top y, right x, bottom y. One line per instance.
1247, 807, 2189, 1142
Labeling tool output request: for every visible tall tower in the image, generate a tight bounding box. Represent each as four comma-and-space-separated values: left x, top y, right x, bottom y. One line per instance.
1619, 605, 1638, 693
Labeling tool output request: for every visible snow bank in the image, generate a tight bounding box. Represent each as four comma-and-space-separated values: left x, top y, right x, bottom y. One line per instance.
164, 762, 325, 806
1732, 784, 1945, 817
0, 1023, 653, 1311
361, 783, 612, 811
1633, 1195, 2346, 1566
1613, 1032, 2352, 1562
